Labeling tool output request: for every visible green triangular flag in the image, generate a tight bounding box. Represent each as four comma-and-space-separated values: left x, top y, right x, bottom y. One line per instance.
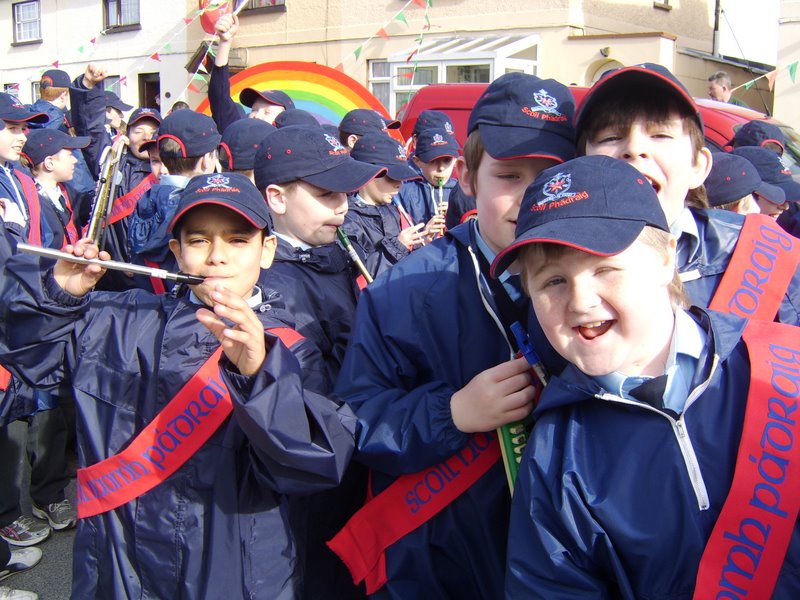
192, 72, 207, 81
354, 46, 362, 59
78, 45, 85, 54
745, 80, 755, 90
427, 0, 433, 6
164, 42, 172, 52
789, 61, 798, 84
394, 11, 408, 25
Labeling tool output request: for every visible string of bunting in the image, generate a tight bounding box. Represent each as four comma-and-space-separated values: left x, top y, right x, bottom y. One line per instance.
334, 0, 433, 74
732, 59, 800, 93
18, 2, 248, 106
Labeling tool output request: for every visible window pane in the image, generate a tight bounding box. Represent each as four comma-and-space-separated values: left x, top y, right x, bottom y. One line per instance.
14, 1, 41, 41
371, 61, 390, 78
445, 64, 490, 83
121, 0, 139, 25
247, 0, 286, 7
371, 82, 390, 111
397, 66, 436, 86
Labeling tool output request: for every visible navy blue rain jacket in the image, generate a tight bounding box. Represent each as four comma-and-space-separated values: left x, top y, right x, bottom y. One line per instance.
208, 63, 247, 134
342, 195, 410, 279
258, 237, 361, 387
506, 309, 800, 599
0, 226, 356, 599
397, 176, 458, 227
335, 221, 523, 599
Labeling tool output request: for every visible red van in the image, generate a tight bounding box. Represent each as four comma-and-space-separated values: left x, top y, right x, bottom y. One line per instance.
397, 84, 800, 179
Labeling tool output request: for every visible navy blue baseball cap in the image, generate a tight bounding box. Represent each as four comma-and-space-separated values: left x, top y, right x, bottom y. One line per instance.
40, 69, 71, 89
705, 152, 784, 207
0, 93, 48, 124
576, 63, 703, 136
413, 110, 455, 138
254, 125, 385, 192
104, 91, 133, 112
491, 155, 669, 276
21, 129, 91, 165
274, 108, 320, 128
128, 107, 162, 128
732, 120, 786, 154
414, 127, 460, 163
219, 118, 275, 171
339, 109, 400, 136
468, 73, 576, 162
351, 133, 419, 181
156, 110, 221, 158
169, 172, 270, 232
240, 88, 295, 110
731, 146, 800, 202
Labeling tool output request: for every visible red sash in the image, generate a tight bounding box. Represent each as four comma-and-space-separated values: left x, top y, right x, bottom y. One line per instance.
708, 214, 800, 321
108, 173, 156, 225
76, 327, 304, 519
143, 258, 166, 295
327, 432, 501, 593
694, 319, 800, 598
57, 184, 79, 247
14, 169, 41, 246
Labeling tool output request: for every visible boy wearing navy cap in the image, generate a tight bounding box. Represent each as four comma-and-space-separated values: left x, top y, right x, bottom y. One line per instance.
273, 108, 320, 128
500, 155, 800, 598
704, 152, 779, 215
731, 146, 800, 218
331, 72, 575, 599
397, 126, 461, 229
732, 119, 785, 155
127, 110, 222, 293
342, 133, 425, 277
338, 108, 400, 149
218, 118, 275, 182
103, 91, 132, 137
0, 172, 356, 599
253, 124, 383, 599
578, 63, 800, 326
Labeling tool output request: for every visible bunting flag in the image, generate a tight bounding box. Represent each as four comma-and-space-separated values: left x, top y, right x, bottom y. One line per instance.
765, 69, 778, 91
790, 61, 798, 84
354, 46, 363, 60
377, 28, 389, 39
150, 52, 161, 62
411, 0, 426, 6
394, 11, 408, 25
732, 60, 800, 93
51, 60, 59, 68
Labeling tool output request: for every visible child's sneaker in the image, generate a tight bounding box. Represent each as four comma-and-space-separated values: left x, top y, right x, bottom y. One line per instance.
0, 586, 38, 600
0, 517, 50, 547
0, 546, 42, 582
32, 499, 76, 531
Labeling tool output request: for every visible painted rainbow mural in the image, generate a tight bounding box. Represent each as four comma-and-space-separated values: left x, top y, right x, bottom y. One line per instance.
196, 61, 397, 133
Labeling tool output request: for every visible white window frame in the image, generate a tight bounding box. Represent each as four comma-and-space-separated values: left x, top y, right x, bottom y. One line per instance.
13, 1, 41, 44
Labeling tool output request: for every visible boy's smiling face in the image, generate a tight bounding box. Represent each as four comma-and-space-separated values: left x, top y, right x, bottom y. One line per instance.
523, 236, 676, 377
461, 153, 557, 259
0, 121, 28, 163
584, 113, 711, 225
168, 204, 276, 306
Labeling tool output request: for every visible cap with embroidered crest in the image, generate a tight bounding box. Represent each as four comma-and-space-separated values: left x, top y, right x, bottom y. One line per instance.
467, 72, 576, 162
491, 155, 669, 277
339, 108, 400, 136
413, 110, 455, 138
351, 133, 420, 181
0, 93, 48, 124
156, 110, 221, 158
253, 125, 385, 193
575, 63, 703, 137
21, 129, 91, 165
170, 172, 271, 232
414, 127, 461, 163
240, 88, 295, 110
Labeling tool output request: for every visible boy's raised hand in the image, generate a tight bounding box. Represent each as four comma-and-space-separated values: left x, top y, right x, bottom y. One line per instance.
82, 63, 107, 89
195, 286, 266, 376
54, 238, 109, 296
215, 13, 239, 41
450, 357, 535, 433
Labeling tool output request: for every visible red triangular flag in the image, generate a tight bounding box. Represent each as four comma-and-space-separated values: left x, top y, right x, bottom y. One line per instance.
184, 17, 193, 24
412, 0, 426, 6
119, 76, 127, 86
377, 28, 389, 39
150, 52, 161, 62
401, 72, 414, 80
188, 83, 200, 93
90, 37, 97, 44
51, 60, 59, 68
765, 69, 778, 91
406, 49, 418, 62
334, 63, 344, 72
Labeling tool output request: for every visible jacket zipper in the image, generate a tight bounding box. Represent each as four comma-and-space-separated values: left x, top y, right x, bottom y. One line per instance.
597, 354, 719, 511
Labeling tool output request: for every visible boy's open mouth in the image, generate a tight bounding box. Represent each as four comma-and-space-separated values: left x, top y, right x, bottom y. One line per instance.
576, 320, 613, 340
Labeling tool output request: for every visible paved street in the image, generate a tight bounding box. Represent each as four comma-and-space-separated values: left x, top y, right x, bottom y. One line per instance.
5, 420, 74, 600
